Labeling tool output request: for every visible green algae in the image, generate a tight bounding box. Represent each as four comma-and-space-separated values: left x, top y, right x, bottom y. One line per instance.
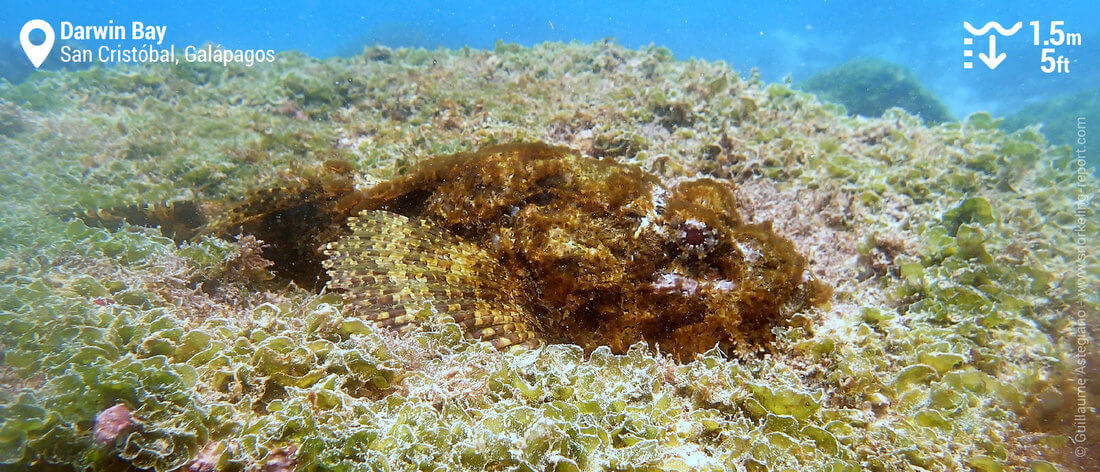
1003, 87, 1098, 152
0, 40, 1096, 471
797, 57, 954, 124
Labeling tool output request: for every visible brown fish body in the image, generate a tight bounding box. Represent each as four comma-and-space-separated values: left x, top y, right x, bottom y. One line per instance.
71, 142, 828, 361
326, 143, 827, 361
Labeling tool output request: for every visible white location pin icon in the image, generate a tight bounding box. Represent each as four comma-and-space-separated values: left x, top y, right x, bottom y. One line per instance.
20, 19, 55, 69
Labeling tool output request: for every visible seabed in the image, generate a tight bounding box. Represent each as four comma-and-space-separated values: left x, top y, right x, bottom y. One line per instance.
0, 41, 1096, 471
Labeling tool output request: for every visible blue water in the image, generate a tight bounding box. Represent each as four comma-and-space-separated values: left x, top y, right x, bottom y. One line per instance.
2, 0, 1097, 118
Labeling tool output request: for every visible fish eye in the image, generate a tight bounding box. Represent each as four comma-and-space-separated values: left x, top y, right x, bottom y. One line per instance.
675, 218, 717, 257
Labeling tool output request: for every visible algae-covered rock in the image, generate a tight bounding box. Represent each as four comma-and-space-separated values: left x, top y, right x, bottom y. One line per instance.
798, 57, 954, 123
1002, 87, 1098, 167
0, 40, 1095, 472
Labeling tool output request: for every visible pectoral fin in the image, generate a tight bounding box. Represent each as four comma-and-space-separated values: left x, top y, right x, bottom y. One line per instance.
323, 210, 544, 350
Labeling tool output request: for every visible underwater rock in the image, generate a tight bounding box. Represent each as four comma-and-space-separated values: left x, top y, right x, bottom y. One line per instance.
93, 403, 134, 445
10, 40, 1096, 471
336, 22, 448, 57
263, 445, 297, 472
0, 102, 23, 136
1003, 86, 1098, 165
0, 39, 91, 85
798, 57, 953, 123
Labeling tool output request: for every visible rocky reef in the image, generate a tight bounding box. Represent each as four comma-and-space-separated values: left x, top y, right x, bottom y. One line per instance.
797, 57, 954, 124
0, 40, 1096, 471
1003, 87, 1098, 168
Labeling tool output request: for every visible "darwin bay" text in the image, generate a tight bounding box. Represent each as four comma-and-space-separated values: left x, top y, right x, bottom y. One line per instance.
59, 20, 166, 45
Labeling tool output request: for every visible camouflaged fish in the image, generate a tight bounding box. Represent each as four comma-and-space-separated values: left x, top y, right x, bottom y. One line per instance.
73, 142, 830, 361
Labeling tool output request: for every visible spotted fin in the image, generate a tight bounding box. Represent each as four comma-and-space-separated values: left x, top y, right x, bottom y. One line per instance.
322, 210, 544, 350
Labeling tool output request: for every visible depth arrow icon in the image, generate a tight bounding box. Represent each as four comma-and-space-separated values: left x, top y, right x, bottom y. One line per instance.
978, 35, 1006, 69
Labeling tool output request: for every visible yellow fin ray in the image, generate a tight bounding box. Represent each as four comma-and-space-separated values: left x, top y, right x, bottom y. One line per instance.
323, 210, 544, 349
